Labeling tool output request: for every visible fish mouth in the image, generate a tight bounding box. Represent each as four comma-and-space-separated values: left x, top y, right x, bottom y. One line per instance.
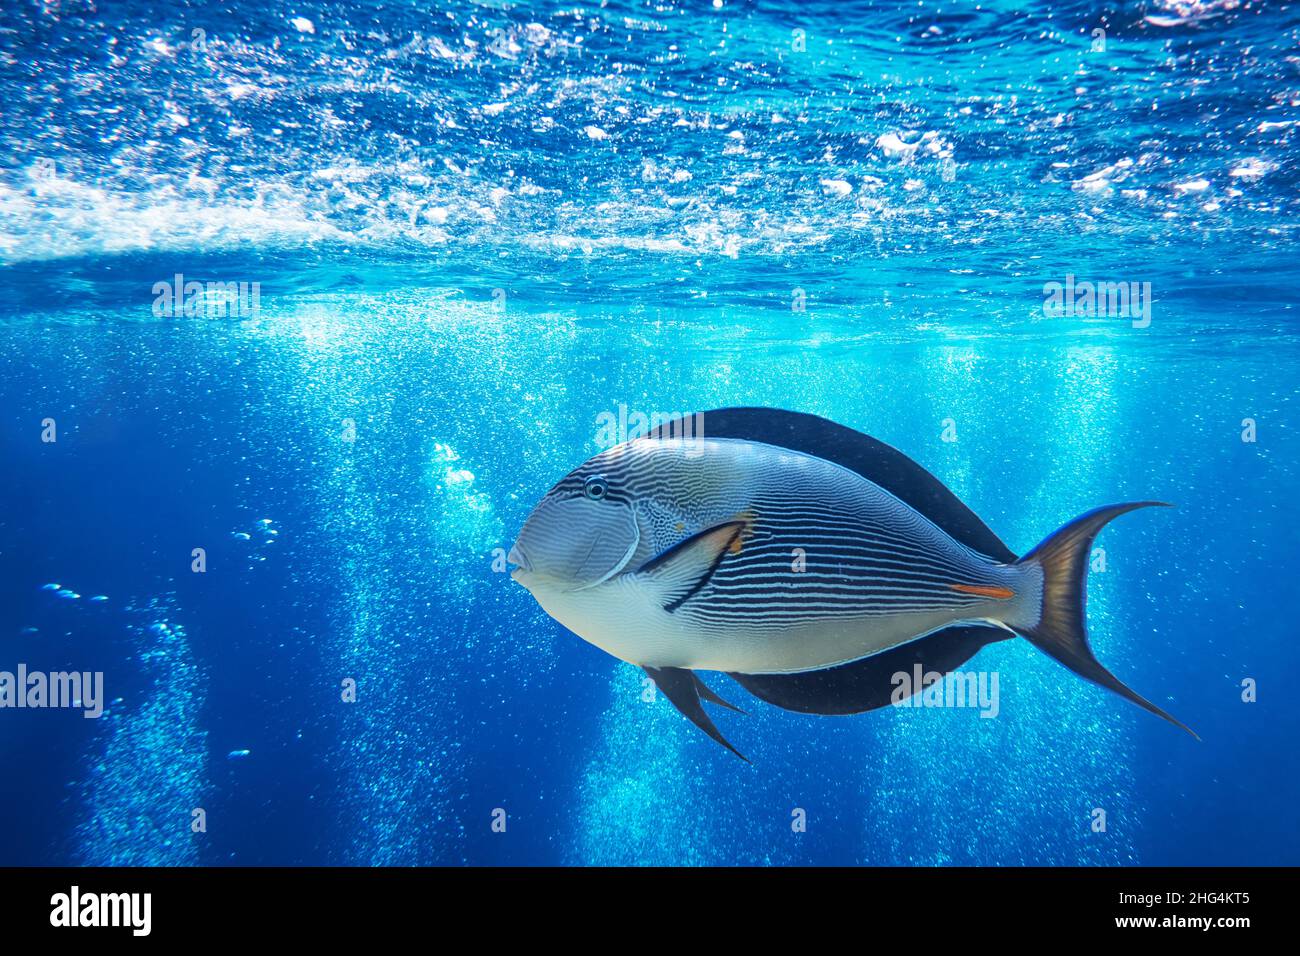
507, 544, 532, 582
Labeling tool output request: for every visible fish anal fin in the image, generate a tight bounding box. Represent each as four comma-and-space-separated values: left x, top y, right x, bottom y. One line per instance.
729, 624, 1009, 716
644, 666, 749, 761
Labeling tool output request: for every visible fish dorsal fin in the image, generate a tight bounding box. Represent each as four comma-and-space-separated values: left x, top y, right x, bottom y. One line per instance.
649, 407, 1016, 562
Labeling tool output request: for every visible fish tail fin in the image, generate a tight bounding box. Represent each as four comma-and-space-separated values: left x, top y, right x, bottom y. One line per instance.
1010, 501, 1199, 740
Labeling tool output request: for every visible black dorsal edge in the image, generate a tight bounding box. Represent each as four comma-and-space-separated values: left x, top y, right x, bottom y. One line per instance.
648, 407, 1016, 563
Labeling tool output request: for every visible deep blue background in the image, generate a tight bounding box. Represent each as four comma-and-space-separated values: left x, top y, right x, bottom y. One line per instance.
1, 0, 1297, 864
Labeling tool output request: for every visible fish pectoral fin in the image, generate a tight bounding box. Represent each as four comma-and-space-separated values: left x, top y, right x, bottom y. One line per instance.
636, 517, 748, 613
644, 666, 749, 762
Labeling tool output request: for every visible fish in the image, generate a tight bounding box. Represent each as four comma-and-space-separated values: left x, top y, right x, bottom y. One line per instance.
509, 407, 1197, 760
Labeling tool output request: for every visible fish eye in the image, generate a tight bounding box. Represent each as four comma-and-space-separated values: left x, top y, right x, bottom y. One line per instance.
583, 475, 610, 501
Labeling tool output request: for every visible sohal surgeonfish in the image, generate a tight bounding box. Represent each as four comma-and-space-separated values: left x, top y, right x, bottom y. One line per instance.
509, 407, 1197, 760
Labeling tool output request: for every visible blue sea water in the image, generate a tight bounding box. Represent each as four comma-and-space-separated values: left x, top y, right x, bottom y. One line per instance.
1, 0, 1298, 866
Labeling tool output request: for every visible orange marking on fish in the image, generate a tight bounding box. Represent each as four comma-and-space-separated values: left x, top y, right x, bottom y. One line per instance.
728, 509, 757, 555
948, 583, 1015, 600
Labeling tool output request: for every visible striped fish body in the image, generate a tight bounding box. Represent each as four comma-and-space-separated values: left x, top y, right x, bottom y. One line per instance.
519, 436, 1040, 675
513, 407, 1193, 758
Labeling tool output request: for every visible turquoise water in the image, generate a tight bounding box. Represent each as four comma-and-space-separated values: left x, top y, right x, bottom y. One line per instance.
1, 0, 1298, 865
